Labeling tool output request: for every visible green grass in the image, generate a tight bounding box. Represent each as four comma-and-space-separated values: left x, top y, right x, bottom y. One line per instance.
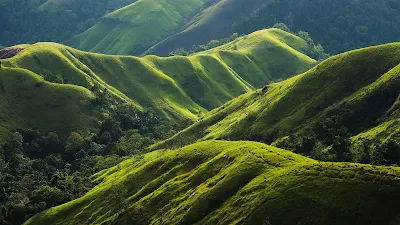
147, 0, 273, 56
23, 140, 400, 225
2, 29, 314, 131
0, 67, 100, 142
153, 43, 400, 150
68, 0, 215, 55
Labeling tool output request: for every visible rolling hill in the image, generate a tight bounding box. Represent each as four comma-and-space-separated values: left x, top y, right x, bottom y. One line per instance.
149, 0, 400, 56
0, 67, 101, 142
2, 0, 399, 56
67, 0, 217, 55
0, 0, 136, 47
0, 28, 315, 141
153, 43, 400, 163
23, 140, 400, 225
63, 0, 400, 56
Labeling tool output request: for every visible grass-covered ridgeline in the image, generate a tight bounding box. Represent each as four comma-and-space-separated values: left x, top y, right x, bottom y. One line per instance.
153, 43, 400, 163
0, 28, 314, 140
67, 0, 216, 55
0, 67, 100, 142
23, 140, 400, 225
131, 0, 400, 56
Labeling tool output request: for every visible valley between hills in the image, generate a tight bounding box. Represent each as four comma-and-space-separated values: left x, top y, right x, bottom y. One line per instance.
0, 1, 399, 224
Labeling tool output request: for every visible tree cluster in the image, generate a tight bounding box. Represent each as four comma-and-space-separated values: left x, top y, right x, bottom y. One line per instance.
0, 0, 134, 47
233, 0, 400, 54
0, 98, 181, 225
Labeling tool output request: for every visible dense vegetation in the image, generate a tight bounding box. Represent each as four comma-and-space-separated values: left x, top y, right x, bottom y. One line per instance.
10, 42, 400, 225
148, 0, 400, 56
68, 0, 218, 55
2, 0, 398, 56
24, 141, 400, 225
234, 0, 400, 54
0, 0, 135, 47
0, 68, 176, 224
169, 24, 329, 60
155, 43, 400, 166
0, 29, 315, 224
1, 1, 400, 224
2, 29, 315, 129
168, 33, 242, 56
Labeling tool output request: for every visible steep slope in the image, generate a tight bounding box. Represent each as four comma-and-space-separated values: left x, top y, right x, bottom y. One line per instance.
0, 67, 100, 142
0, 0, 136, 47
66, 0, 400, 56
2, 29, 314, 127
154, 43, 400, 160
146, 0, 265, 55
67, 0, 217, 55
145, 0, 400, 56
24, 140, 400, 225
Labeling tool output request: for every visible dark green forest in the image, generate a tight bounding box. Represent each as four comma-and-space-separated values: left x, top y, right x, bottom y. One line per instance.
234, 0, 400, 53
0, 0, 400, 224
0, 104, 180, 225
1, 0, 399, 55
0, 0, 134, 47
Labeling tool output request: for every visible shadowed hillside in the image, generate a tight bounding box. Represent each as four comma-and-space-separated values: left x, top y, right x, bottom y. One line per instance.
153, 43, 400, 163
0, 29, 314, 141
23, 141, 400, 225
64, 0, 400, 56
0, 67, 100, 142
67, 0, 218, 55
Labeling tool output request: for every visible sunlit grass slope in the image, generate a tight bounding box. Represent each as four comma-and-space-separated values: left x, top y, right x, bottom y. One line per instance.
148, 0, 269, 56
24, 140, 400, 225
68, 0, 215, 55
0, 67, 100, 142
40, 0, 134, 9
3, 29, 314, 122
154, 43, 400, 149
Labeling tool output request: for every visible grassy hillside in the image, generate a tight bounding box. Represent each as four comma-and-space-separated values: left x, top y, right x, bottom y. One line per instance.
2, 29, 314, 130
0, 67, 100, 142
67, 0, 216, 55
140, 0, 400, 56
147, 0, 267, 56
0, 0, 136, 47
24, 140, 400, 225
234, 0, 400, 54
154, 43, 400, 163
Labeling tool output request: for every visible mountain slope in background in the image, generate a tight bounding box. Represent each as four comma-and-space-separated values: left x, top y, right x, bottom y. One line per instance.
24, 141, 400, 225
0, 0, 137, 47
65, 0, 400, 56
0, 29, 315, 141
67, 0, 217, 55
154, 43, 400, 163
2, 0, 399, 56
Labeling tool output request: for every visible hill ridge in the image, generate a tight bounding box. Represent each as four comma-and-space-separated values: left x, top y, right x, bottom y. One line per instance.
23, 140, 400, 225
0, 28, 315, 140
152, 43, 400, 164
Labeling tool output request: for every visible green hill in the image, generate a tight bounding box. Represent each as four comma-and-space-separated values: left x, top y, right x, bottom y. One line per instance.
0, 0, 136, 47
154, 43, 400, 163
23, 140, 400, 225
63, 0, 400, 56
0, 29, 314, 140
0, 67, 101, 142
67, 0, 216, 55
149, 0, 400, 56
147, 0, 273, 56
2, 0, 399, 56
